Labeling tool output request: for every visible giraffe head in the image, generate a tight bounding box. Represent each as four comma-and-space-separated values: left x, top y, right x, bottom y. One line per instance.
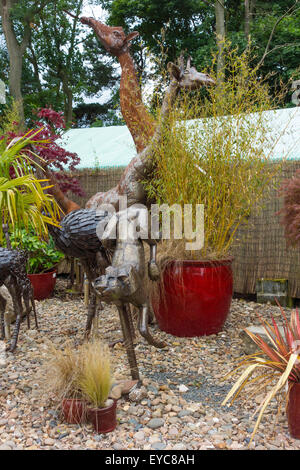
168, 56, 215, 89
81, 17, 139, 57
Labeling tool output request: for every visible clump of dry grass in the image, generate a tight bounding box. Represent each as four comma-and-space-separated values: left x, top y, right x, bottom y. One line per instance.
77, 341, 112, 409
43, 340, 112, 407
44, 341, 84, 401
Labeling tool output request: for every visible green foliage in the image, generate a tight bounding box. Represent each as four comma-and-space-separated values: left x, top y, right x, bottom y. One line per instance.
0, 100, 21, 134
0, 128, 60, 242
0, 0, 118, 124
9, 227, 64, 274
2, 0, 300, 124
144, 45, 286, 260
101, 0, 300, 106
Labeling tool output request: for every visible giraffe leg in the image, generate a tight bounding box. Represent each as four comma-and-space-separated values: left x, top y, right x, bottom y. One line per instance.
31, 294, 38, 330
0, 292, 6, 340
84, 291, 97, 340
23, 295, 31, 330
117, 304, 140, 382
109, 305, 135, 348
8, 294, 23, 352
138, 304, 166, 349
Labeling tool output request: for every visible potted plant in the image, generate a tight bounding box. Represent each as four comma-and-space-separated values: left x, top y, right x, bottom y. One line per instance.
222, 305, 300, 441
146, 45, 286, 337
0, 128, 60, 244
78, 341, 116, 434
44, 342, 87, 424
9, 228, 64, 300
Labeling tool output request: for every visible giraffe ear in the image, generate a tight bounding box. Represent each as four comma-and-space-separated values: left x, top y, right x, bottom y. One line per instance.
168, 62, 181, 81
125, 31, 139, 44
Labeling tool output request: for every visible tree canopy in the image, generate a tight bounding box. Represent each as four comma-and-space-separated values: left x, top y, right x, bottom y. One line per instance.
1, 0, 300, 126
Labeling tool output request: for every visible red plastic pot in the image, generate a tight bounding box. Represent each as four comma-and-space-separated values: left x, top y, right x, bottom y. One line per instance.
27, 269, 57, 301
87, 399, 117, 433
287, 382, 300, 439
152, 259, 233, 337
62, 398, 87, 424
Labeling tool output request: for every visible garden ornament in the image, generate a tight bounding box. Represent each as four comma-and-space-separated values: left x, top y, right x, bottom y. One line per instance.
0, 247, 38, 352
92, 206, 166, 380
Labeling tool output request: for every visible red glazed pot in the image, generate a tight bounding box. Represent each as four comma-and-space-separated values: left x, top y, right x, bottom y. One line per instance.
28, 269, 57, 301
152, 259, 233, 337
62, 398, 87, 424
87, 399, 117, 434
287, 382, 300, 439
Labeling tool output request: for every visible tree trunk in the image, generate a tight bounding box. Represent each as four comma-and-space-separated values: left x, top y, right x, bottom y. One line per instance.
245, 0, 255, 44
215, 0, 225, 83
62, 78, 73, 127
8, 49, 24, 123
0, 0, 31, 126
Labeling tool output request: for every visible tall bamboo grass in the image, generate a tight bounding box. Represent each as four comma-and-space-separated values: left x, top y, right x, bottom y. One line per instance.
144, 45, 290, 261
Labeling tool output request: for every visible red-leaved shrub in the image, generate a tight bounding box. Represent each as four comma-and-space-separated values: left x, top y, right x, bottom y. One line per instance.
5, 107, 85, 197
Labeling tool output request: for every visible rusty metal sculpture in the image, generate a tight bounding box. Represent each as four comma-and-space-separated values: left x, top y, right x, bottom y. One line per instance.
0, 247, 38, 352
79, 15, 155, 154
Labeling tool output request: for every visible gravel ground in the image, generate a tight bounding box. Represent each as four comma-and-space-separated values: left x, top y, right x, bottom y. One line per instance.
0, 277, 299, 451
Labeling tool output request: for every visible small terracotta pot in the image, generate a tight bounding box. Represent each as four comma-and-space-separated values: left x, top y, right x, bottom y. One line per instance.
287, 382, 300, 439
62, 398, 87, 424
87, 399, 117, 433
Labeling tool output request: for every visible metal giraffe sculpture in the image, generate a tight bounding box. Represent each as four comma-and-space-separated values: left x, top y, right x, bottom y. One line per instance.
80, 15, 155, 154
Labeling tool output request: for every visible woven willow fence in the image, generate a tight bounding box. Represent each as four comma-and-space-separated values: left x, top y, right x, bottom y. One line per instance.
231, 161, 300, 298
68, 162, 300, 298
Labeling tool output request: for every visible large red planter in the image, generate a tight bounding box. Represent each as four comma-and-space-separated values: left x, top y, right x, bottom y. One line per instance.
152, 259, 233, 337
28, 269, 57, 301
87, 399, 117, 434
287, 382, 300, 439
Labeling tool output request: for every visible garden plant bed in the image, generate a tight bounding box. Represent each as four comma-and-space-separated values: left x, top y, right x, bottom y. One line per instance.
0, 278, 299, 451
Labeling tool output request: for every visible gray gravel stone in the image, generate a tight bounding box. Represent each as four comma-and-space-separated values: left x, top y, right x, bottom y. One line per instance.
147, 418, 165, 429
151, 442, 166, 450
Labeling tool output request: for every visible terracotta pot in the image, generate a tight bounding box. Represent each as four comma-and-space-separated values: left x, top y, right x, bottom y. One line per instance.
28, 269, 57, 300
87, 399, 117, 433
287, 382, 300, 439
62, 398, 87, 424
152, 259, 233, 337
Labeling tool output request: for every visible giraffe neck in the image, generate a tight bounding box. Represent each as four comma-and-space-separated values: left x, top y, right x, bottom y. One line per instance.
118, 52, 155, 153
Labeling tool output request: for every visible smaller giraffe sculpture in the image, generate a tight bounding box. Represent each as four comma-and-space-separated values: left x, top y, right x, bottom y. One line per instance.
0, 248, 38, 352
92, 206, 166, 380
